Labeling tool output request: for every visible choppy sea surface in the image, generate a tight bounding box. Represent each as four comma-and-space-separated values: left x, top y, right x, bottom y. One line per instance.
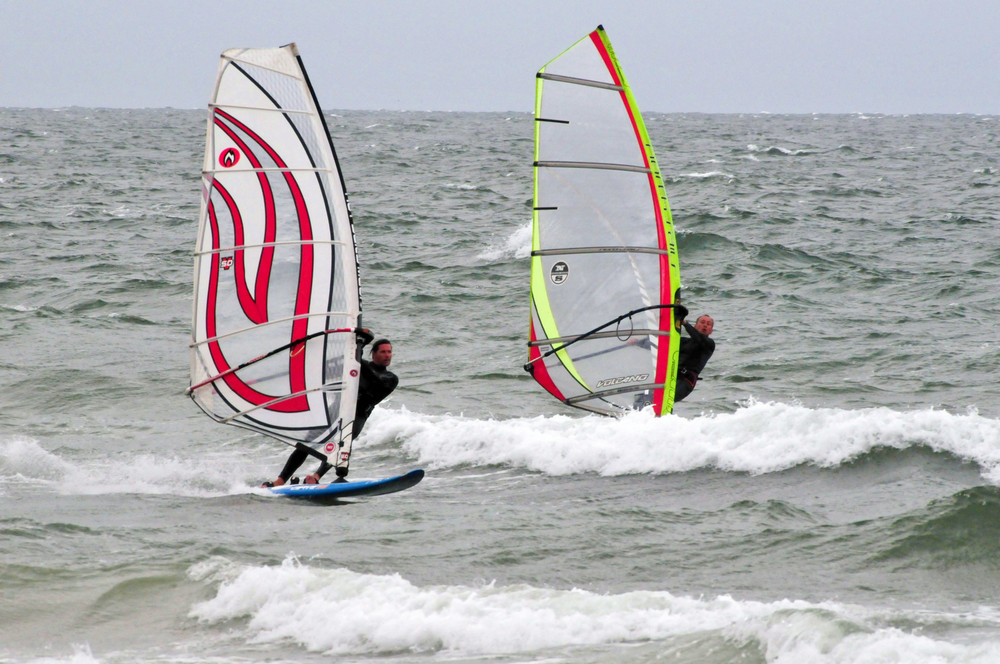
2, 107, 1000, 663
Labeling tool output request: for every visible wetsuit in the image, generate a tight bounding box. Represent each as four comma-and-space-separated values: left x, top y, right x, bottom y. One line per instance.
674, 322, 715, 403
351, 360, 399, 440
276, 359, 398, 481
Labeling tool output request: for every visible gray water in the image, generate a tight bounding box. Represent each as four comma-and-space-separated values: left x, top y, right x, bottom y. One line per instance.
2, 108, 1000, 663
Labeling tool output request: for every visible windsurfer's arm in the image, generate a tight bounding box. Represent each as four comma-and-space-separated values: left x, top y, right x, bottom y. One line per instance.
356, 327, 374, 346
359, 360, 399, 394
683, 322, 716, 354
683, 322, 706, 342
682, 322, 716, 369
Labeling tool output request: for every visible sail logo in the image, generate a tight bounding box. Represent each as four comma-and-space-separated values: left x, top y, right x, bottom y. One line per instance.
595, 373, 649, 389
220, 256, 233, 270
219, 148, 240, 168
325, 443, 336, 453
550, 261, 569, 285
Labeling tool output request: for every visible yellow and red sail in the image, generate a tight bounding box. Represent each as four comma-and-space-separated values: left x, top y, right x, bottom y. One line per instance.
527, 27, 682, 416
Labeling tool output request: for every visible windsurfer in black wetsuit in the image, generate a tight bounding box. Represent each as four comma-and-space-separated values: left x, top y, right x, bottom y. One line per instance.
675, 315, 715, 402
262, 336, 398, 486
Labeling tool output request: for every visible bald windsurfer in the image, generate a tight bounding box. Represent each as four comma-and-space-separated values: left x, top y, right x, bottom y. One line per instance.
629, 313, 716, 408
262, 335, 398, 487
674, 315, 715, 402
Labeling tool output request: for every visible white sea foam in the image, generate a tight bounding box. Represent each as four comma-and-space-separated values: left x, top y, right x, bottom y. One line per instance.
477, 221, 532, 261
746, 143, 812, 156
0, 435, 72, 482
1, 303, 38, 312
5, 401, 999, 500
187, 555, 1000, 661
369, 401, 1000, 481
9, 644, 100, 664
681, 170, 735, 180
0, 434, 267, 497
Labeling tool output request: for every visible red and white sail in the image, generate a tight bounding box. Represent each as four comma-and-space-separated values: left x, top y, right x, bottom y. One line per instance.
189, 45, 361, 470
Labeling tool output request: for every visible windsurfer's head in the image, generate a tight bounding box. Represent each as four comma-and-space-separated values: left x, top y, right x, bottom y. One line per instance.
371, 339, 392, 367
694, 316, 714, 336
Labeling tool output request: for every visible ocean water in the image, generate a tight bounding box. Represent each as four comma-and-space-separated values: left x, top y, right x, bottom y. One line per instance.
2, 107, 1000, 663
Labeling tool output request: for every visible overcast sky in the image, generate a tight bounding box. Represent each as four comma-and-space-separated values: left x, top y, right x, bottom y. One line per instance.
4, 0, 1000, 114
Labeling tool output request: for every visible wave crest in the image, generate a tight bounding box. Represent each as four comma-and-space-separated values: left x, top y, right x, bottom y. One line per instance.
366, 401, 1000, 479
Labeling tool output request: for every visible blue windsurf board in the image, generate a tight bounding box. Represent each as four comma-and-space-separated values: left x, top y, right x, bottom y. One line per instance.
267, 469, 424, 500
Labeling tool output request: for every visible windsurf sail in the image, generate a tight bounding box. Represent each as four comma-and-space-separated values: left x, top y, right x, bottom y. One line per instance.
525, 26, 683, 417
188, 44, 364, 474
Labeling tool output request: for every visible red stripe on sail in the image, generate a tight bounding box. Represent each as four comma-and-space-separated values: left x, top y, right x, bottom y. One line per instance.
528, 318, 566, 401
205, 185, 304, 412
206, 108, 320, 413
215, 109, 314, 401
213, 113, 275, 324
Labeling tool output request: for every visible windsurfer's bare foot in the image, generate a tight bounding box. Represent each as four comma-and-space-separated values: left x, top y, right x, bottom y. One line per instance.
262, 477, 286, 488
304, 473, 320, 484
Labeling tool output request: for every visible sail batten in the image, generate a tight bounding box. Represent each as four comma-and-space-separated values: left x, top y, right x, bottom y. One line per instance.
535, 160, 651, 173
195, 239, 343, 256
537, 72, 624, 91
189, 324, 354, 360
204, 166, 335, 174
195, 240, 348, 259
210, 104, 315, 116
526, 26, 682, 417
532, 247, 671, 256
565, 382, 664, 404
218, 383, 349, 425
190, 44, 362, 470
529, 328, 666, 346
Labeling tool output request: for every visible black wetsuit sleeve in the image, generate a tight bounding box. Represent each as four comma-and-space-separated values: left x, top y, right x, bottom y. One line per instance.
682, 322, 703, 341
358, 361, 399, 403
680, 323, 716, 375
